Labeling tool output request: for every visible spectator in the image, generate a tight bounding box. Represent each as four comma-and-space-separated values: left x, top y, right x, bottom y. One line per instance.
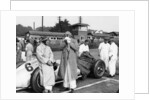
108, 38, 118, 77
25, 39, 34, 61
98, 37, 110, 71
16, 38, 23, 64
79, 39, 89, 56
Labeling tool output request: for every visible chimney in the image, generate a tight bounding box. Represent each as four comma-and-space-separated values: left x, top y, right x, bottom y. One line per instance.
33, 22, 35, 30
42, 16, 44, 31
79, 16, 82, 24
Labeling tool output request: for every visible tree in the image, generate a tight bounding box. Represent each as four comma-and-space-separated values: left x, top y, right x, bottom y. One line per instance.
36, 26, 52, 32
16, 24, 33, 36
50, 19, 72, 32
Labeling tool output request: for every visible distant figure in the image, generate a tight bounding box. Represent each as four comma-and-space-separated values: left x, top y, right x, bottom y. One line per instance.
33, 38, 40, 53
16, 38, 23, 64
20, 38, 25, 51
79, 39, 89, 56
98, 37, 110, 70
78, 37, 85, 46
58, 31, 78, 93
36, 37, 55, 93
108, 38, 118, 77
25, 39, 34, 61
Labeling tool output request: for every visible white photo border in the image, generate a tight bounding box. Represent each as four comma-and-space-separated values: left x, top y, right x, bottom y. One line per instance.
10, 0, 149, 94
0, 10, 134, 100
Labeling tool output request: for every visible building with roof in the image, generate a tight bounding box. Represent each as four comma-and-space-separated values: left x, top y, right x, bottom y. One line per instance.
26, 31, 66, 41
71, 16, 90, 43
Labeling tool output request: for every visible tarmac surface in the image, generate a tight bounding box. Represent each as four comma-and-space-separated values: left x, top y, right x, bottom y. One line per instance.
17, 73, 119, 93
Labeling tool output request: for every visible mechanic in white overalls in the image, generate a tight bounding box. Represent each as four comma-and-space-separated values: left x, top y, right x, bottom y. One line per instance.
36, 37, 55, 93
108, 38, 118, 77
98, 37, 110, 71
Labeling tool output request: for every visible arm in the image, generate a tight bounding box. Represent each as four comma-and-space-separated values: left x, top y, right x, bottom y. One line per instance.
79, 45, 83, 56
36, 46, 49, 64
25, 44, 28, 56
87, 45, 90, 52
109, 45, 114, 60
98, 43, 102, 56
69, 39, 79, 52
111, 44, 118, 58
49, 47, 54, 63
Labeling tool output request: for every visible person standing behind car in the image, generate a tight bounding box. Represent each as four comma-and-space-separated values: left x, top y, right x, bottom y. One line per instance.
36, 37, 55, 93
98, 37, 110, 71
78, 39, 89, 57
16, 38, 23, 64
25, 39, 34, 61
108, 38, 118, 77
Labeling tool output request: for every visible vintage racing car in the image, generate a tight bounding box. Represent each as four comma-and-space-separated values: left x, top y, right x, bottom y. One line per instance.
16, 52, 106, 93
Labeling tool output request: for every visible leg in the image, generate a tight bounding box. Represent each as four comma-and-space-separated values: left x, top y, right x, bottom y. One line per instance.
109, 59, 117, 76
44, 86, 53, 93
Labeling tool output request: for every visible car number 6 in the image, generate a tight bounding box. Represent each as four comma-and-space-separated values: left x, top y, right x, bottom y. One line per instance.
25, 63, 33, 71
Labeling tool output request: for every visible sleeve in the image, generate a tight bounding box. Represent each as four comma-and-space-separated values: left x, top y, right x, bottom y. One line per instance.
49, 47, 54, 62
87, 45, 89, 52
25, 44, 28, 56
98, 43, 102, 54
114, 44, 118, 57
70, 39, 79, 52
98, 43, 102, 50
79, 45, 83, 56
31, 44, 34, 52
36, 46, 49, 64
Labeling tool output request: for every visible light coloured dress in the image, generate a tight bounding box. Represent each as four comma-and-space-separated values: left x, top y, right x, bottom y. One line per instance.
36, 43, 55, 90
58, 39, 78, 89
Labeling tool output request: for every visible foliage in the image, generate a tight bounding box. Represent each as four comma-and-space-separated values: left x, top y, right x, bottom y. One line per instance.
35, 18, 72, 33
16, 24, 33, 36
36, 26, 52, 32
50, 19, 72, 32
16, 18, 72, 36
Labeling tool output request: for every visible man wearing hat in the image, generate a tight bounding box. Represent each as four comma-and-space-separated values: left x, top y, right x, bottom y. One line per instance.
36, 36, 55, 93
58, 31, 78, 93
108, 38, 118, 77
98, 36, 110, 71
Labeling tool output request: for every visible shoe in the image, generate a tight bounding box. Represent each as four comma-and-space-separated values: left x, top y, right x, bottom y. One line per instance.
43, 89, 53, 93
69, 89, 74, 93
107, 75, 115, 78
43, 89, 48, 93
81, 74, 87, 80
59, 88, 70, 92
48, 90, 53, 93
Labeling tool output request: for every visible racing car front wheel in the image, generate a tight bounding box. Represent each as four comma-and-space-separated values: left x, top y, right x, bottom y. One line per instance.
93, 59, 105, 78
31, 67, 44, 93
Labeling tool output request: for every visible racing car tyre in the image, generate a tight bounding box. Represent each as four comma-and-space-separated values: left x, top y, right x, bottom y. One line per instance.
31, 67, 44, 93
93, 59, 105, 78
